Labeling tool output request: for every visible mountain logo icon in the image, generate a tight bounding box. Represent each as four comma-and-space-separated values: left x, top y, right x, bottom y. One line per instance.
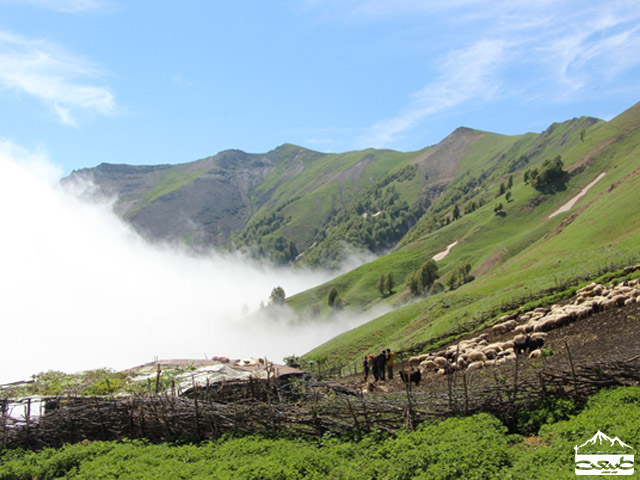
574, 431, 635, 476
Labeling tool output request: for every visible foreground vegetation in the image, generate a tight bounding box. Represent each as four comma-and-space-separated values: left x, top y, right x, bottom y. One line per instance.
1, 386, 638, 479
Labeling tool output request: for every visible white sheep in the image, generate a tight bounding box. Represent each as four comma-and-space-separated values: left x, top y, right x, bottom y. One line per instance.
465, 350, 487, 363
530, 332, 547, 341
528, 349, 543, 359
434, 356, 449, 368
504, 319, 518, 330
611, 294, 627, 306
501, 340, 515, 350
483, 349, 498, 360
492, 324, 507, 335
513, 334, 527, 344
533, 318, 555, 332
466, 361, 484, 372
408, 356, 421, 367
484, 342, 503, 352
419, 359, 437, 370
513, 325, 527, 334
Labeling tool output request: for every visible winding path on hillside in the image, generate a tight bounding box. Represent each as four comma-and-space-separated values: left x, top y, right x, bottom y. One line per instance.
548, 171, 606, 219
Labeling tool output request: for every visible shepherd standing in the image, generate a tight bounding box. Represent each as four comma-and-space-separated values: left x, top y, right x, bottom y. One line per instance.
386, 348, 394, 380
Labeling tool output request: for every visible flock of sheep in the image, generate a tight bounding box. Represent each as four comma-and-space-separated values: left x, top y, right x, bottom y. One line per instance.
408, 271, 640, 377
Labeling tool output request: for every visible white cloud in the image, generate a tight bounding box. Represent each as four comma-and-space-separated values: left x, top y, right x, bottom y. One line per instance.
0, 143, 370, 384
0, 31, 115, 126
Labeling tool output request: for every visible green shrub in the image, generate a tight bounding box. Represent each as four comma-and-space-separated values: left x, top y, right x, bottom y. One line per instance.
504, 386, 640, 479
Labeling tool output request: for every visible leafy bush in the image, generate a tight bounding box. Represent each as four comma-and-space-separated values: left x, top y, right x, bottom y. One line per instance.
514, 397, 577, 436
378, 414, 515, 480
504, 386, 640, 479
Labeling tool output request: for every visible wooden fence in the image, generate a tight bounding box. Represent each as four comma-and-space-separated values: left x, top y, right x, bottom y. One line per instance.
3, 355, 640, 450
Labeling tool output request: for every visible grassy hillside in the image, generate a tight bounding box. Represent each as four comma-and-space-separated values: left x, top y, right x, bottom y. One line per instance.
294, 102, 640, 364
240, 121, 599, 268
233, 147, 427, 265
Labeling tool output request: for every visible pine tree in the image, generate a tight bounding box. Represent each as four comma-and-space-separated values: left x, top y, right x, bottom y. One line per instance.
447, 273, 457, 290
328, 286, 338, 307
419, 259, 439, 292
385, 272, 394, 295
452, 203, 460, 220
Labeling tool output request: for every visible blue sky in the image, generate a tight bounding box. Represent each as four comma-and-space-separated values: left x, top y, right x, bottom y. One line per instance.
1, 0, 640, 176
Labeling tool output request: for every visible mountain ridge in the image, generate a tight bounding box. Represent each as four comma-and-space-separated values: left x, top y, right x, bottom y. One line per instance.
64, 111, 604, 269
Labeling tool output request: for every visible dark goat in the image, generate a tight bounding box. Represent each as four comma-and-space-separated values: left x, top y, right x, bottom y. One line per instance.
514, 335, 545, 355
399, 369, 421, 386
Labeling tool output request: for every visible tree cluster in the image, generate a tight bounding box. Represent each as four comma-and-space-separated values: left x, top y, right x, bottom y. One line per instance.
377, 272, 395, 296
446, 263, 473, 290
303, 173, 426, 268
523, 155, 569, 194
407, 259, 439, 296
232, 209, 299, 265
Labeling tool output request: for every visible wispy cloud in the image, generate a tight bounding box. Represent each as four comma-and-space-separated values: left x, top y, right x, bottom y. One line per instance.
348, 0, 640, 146
546, 14, 640, 93
303, 0, 485, 19
0, 0, 104, 13
0, 31, 116, 126
358, 38, 505, 147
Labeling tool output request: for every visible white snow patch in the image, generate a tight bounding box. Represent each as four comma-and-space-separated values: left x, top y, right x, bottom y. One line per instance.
433, 240, 459, 261
548, 172, 606, 219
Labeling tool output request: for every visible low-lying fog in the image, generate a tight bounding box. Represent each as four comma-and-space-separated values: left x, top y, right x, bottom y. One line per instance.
0, 142, 379, 384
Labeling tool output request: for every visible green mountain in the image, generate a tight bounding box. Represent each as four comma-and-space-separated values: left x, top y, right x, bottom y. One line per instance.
66, 101, 640, 365
66, 115, 599, 267
294, 101, 640, 364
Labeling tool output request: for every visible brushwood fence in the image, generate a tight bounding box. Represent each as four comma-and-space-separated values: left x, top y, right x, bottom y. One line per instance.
3, 355, 640, 449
